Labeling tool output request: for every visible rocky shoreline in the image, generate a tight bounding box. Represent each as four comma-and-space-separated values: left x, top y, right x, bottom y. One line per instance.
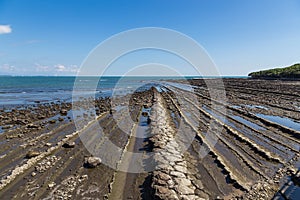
0, 78, 299, 199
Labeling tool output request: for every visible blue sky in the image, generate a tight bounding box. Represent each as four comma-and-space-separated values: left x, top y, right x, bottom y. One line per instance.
0, 0, 300, 76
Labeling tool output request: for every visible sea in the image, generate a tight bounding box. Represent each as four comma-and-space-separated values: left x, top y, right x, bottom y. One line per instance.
0, 76, 247, 106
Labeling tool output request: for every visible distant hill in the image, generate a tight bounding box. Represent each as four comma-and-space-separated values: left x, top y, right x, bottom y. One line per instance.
248, 63, 300, 79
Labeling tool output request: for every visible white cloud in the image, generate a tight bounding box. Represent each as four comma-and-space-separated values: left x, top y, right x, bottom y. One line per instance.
55, 64, 79, 73
35, 63, 79, 74
68, 65, 80, 73
55, 64, 66, 72
0, 64, 15, 71
0, 25, 12, 34
35, 63, 50, 72
0, 63, 79, 75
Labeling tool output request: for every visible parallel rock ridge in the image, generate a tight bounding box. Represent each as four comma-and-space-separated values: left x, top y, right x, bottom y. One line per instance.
150, 90, 204, 200
0, 78, 299, 199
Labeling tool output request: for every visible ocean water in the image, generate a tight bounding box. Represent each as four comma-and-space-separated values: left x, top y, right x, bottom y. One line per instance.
0, 76, 248, 106
0, 76, 188, 106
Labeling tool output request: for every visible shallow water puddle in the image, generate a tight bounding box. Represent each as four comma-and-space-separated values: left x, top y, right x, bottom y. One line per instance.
164, 82, 194, 92
170, 112, 179, 128
154, 86, 163, 93
256, 114, 300, 131
231, 115, 266, 131
246, 105, 268, 110
202, 105, 226, 123
113, 105, 127, 112
139, 107, 151, 127
274, 171, 300, 200
133, 107, 151, 152
232, 104, 268, 110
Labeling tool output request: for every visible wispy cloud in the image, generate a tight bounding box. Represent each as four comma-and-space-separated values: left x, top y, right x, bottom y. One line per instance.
55, 64, 79, 73
0, 25, 12, 34
0, 64, 15, 71
35, 63, 80, 74
35, 63, 50, 72
55, 64, 66, 72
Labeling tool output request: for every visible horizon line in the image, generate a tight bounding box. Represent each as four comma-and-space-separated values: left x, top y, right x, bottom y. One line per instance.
0, 75, 249, 77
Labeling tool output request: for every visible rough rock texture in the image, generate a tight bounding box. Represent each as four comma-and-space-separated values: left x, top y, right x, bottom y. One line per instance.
84, 156, 102, 168
150, 91, 203, 200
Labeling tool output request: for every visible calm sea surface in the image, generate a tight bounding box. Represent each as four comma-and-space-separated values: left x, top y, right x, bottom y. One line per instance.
0, 76, 183, 105
0, 76, 247, 106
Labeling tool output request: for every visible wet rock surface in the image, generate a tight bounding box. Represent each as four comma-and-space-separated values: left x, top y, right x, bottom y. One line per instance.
62, 141, 76, 148
84, 156, 102, 168
0, 79, 299, 199
26, 151, 40, 159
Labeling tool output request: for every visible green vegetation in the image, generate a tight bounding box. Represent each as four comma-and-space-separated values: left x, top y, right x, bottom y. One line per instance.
248, 63, 300, 79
